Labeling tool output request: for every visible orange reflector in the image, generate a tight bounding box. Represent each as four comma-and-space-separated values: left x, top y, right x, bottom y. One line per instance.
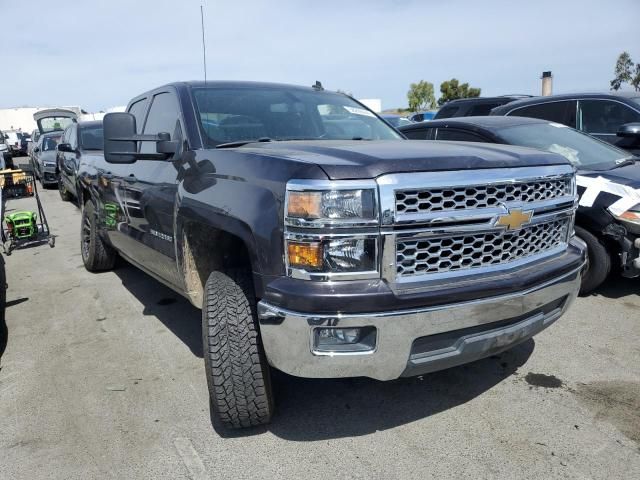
288, 191, 321, 218
287, 241, 323, 269
620, 211, 640, 222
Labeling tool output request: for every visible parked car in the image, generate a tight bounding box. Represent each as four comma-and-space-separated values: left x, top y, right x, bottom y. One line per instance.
0, 130, 12, 169
76, 81, 586, 428
400, 115, 640, 293
434, 95, 532, 120
56, 120, 103, 202
491, 92, 640, 156
28, 129, 40, 157
3, 131, 23, 157
380, 114, 413, 128
19, 132, 31, 156
407, 111, 436, 122
32, 132, 62, 186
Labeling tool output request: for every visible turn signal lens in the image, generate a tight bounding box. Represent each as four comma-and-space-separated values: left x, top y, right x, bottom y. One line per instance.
287, 241, 323, 269
287, 192, 322, 219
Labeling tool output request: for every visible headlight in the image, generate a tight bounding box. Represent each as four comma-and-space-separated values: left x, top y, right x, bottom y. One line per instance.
285, 180, 379, 280
286, 236, 378, 278
616, 204, 640, 225
285, 180, 377, 227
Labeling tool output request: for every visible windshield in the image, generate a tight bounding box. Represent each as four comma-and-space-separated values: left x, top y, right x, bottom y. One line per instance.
498, 122, 633, 170
42, 135, 60, 152
192, 86, 401, 147
80, 125, 103, 150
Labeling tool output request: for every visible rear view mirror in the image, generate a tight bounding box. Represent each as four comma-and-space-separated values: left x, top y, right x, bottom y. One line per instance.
57, 143, 74, 153
617, 122, 640, 139
104, 112, 138, 164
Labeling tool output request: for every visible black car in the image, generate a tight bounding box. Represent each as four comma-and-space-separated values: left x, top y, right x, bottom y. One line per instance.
400, 115, 640, 293
490, 92, 640, 156
433, 95, 532, 120
56, 120, 103, 202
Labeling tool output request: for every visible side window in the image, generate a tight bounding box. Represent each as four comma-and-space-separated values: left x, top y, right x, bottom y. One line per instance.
140, 93, 182, 154
435, 105, 459, 119
403, 128, 433, 140
436, 128, 485, 142
467, 103, 498, 116
68, 125, 78, 149
127, 98, 149, 134
578, 100, 640, 134
509, 101, 576, 127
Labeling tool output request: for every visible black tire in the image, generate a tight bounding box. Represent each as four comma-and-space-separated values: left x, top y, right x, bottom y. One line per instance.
202, 269, 274, 429
575, 225, 611, 295
81, 201, 116, 272
58, 177, 72, 201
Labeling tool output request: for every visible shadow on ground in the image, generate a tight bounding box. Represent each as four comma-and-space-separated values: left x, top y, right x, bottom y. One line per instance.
589, 275, 639, 301
114, 264, 203, 358
113, 260, 536, 440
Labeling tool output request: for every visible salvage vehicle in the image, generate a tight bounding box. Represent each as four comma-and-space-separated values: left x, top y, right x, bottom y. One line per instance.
491, 92, 640, 155
407, 111, 436, 122
3, 131, 23, 157
31, 133, 61, 186
434, 95, 532, 120
56, 120, 103, 202
31, 108, 77, 187
78, 81, 586, 428
400, 116, 640, 293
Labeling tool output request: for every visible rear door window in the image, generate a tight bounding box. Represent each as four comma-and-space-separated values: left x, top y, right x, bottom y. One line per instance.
435, 105, 459, 119
403, 127, 434, 140
436, 128, 486, 142
577, 99, 640, 134
508, 101, 577, 127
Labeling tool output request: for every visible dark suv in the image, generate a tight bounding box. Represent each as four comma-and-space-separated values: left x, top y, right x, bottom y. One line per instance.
491, 92, 640, 155
434, 95, 531, 120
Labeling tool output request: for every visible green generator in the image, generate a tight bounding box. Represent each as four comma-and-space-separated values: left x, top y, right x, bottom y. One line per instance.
4, 211, 38, 240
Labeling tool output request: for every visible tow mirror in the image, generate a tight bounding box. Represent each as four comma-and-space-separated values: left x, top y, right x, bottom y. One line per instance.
57, 143, 74, 153
617, 122, 640, 139
104, 112, 138, 164
104, 113, 179, 163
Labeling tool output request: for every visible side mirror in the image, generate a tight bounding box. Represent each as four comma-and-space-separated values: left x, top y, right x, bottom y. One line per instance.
33, 147, 40, 153
57, 143, 74, 153
617, 123, 640, 139
104, 112, 138, 163
104, 113, 179, 163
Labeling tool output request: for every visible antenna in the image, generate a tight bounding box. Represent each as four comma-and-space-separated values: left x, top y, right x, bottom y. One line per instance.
200, 5, 207, 84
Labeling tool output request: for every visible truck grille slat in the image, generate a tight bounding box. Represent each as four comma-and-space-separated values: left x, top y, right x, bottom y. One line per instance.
395, 178, 571, 214
396, 219, 569, 277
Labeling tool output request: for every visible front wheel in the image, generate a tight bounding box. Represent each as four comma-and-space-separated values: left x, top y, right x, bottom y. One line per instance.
81, 201, 116, 272
202, 269, 274, 429
575, 225, 611, 295
58, 177, 72, 201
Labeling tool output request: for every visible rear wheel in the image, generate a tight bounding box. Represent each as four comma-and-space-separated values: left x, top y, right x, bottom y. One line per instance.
202, 269, 274, 429
81, 201, 116, 272
575, 225, 611, 295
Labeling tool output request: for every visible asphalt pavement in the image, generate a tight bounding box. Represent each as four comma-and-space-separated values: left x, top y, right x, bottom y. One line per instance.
1, 158, 639, 479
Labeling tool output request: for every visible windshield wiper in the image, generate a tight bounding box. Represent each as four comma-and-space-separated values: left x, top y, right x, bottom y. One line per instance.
215, 137, 273, 149
614, 157, 638, 168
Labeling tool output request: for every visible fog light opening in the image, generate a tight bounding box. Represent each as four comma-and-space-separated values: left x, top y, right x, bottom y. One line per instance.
313, 326, 377, 354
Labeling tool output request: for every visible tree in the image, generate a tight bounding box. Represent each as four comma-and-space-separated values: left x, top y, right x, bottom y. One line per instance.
631, 63, 640, 92
407, 80, 436, 111
610, 52, 634, 91
437, 78, 481, 106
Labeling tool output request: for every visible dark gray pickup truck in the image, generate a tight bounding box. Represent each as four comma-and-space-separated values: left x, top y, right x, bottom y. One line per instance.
78, 81, 586, 428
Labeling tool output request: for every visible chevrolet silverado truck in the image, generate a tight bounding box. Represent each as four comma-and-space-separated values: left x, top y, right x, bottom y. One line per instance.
78, 81, 586, 429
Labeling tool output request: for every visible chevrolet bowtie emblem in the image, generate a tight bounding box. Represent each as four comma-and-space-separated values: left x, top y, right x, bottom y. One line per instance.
495, 209, 533, 230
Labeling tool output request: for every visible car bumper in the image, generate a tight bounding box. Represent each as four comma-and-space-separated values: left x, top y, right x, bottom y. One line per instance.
258, 262, 584, 381
41, 166, 57, 184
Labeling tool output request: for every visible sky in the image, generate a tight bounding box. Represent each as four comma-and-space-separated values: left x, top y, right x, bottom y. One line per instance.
1, 0, 639, 112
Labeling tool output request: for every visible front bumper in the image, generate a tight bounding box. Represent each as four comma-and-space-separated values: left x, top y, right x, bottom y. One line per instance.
258, 263, 584, 381
41, 166, 57, 184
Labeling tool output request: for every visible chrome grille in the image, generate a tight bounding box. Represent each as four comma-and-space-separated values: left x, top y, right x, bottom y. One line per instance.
396, 219, 569, 278
395, 178, 572, 214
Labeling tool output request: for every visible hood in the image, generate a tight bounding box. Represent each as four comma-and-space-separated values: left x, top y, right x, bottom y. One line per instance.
579, 163, 640, 189
237, 140, 570, 180
39, 151, 57, 162
34, 108, 77, 134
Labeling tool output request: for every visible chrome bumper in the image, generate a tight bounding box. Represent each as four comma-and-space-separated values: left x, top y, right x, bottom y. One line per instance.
258, 264, 583, 381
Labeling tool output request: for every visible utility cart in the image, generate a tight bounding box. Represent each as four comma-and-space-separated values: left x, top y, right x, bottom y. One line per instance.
0, 169, 54, 255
